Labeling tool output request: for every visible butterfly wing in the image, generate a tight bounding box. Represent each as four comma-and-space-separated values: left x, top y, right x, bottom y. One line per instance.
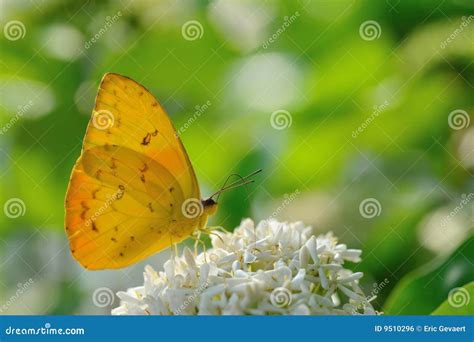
65, 73, 201, 270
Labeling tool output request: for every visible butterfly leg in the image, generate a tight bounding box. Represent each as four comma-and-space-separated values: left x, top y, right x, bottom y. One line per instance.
190, 231, 207, 262
167, 233, 179, 261
173, 243, 179, 258
198, 226, 227, 245
200, 225, 230, 243
203, 225, 228, 235
192, 230, 201, 255
198, 226, 242, 256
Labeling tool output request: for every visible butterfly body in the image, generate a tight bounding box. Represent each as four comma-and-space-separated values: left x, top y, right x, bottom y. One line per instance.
65, 73, 215, 270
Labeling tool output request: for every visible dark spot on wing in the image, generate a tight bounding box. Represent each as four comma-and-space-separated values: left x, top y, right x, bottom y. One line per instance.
111, 237, 117, 242
92, 222, 99, 232
130, 236, 135, 242
169, 187, 174, 193
80, 201, 89, 220
148, 202, 154, 212
116, 185, 125, 199
95, 169, 102, 179
141, 133, 151, 145
140, 174, 146, 183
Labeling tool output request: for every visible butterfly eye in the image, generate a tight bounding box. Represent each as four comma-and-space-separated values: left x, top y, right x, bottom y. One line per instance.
202, 197, 216, 207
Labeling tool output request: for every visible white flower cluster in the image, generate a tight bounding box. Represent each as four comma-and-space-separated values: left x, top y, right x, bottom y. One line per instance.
112, 219, 376, 315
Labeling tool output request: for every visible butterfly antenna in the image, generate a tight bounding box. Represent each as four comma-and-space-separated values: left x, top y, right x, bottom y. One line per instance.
214, 174, 247, 202
215, 179, 255, 200
212, 173, 239, 198
218, 169, 262, 192
210, 169, 262, 201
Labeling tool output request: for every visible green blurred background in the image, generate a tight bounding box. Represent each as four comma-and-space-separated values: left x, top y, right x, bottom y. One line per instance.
0, 0, 473, 315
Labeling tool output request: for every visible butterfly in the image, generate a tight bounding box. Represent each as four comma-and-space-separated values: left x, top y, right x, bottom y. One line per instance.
65, 73, 260, 270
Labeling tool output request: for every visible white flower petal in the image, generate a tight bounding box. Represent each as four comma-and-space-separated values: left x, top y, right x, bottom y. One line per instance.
338, 272, 363, 283
112, 219, 376, 316
183, 247, 196, 267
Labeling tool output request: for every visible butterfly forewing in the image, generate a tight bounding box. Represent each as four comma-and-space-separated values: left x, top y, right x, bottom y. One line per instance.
65, 73, 201, 269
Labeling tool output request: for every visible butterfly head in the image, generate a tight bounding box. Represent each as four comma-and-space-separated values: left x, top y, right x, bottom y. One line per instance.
202, 197, 218, 216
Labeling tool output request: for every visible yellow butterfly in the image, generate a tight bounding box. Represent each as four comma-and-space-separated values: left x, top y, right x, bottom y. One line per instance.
65, 73, 260, 270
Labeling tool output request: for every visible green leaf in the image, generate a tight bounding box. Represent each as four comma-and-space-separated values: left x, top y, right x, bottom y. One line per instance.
431, 282, 474, 315
384, 236, 474, 315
